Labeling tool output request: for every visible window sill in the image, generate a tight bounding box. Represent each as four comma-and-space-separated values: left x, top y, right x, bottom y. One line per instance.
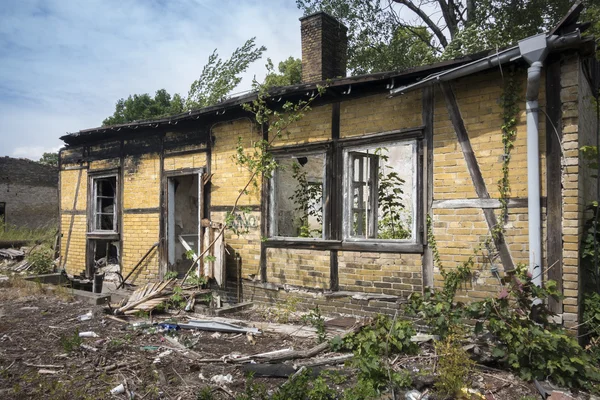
264, 238, 424, 254
87, 232, 120, 240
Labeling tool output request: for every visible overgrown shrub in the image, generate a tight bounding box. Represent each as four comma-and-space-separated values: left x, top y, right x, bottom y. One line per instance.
27, 245, 55, 274
332, 314, 417, 393
434, 330, 475, 397
467, 266, 600, 389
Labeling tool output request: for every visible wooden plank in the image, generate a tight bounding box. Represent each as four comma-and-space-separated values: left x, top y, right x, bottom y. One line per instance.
432, 197, 544, 209
260, 122, 269, 283
545, 59, 563, 313
422, 86, 434, 288
439, 82, 515, 271
329, 102, 341, 292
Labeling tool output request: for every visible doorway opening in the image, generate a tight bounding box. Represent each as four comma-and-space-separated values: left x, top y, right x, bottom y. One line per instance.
167, 173, 202, 277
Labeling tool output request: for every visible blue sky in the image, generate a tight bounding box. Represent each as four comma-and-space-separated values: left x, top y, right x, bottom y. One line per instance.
0, 0, 302, 160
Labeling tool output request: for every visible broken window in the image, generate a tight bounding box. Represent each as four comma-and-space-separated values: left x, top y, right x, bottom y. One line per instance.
271, 153, 325, 238
92, 176, 117, 232
344, 140, 416, 241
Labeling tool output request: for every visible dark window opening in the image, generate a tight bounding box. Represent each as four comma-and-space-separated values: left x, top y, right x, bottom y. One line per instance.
272, 153, 325, 238
93, 176, 117, 232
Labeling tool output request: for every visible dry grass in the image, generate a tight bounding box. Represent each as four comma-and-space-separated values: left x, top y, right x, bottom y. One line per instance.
0, 217, 57, 244
0, 275, 74, 302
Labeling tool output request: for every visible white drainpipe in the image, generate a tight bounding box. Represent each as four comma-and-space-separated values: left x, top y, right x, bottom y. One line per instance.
519, 35, 550, 286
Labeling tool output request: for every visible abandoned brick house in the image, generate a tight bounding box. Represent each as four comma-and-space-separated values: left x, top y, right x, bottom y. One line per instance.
0, 157, 58, 229
58, 5, 598, 328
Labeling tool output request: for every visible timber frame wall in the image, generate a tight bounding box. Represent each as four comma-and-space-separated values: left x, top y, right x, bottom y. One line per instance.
59, 51, 596, 328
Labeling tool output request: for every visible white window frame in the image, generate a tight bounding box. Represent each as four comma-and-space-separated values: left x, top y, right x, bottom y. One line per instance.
342, 139, 418, 243
90, 174, 118, 234
269, 151, 327, 240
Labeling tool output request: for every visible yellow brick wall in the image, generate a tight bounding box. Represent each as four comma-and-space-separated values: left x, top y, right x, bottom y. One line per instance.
59, 213, 87, 276
271, 103, 332, 148
121, 213, 160, 283
433, 69, 546, 201
60, 167, 88, 211
123, 154, 160, 209
210, 211, 261, 281
340, 91, 422, 138
211, 119, 261, 207
338, 252, 422, 295
163, 152, 207, 171
430, 68, 546, 301
267, 248, 330, 289
59, 166, 88, 275
89, 158, 119, 171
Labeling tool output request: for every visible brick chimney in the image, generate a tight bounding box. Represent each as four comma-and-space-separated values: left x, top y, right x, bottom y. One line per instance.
300, 12, 348, 83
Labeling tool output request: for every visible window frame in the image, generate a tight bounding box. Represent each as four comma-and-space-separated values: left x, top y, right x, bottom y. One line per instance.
88, 170, 120, 237
342, 138, 420, 244
264, 129, 425, 254
269, 146, 328, 241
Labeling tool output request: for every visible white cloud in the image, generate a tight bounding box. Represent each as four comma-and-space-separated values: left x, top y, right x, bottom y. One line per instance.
0, 0, 302, 159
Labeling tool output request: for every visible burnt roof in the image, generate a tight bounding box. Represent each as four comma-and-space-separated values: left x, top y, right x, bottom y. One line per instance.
60, 51, 490, 146
61, 0, 589, 146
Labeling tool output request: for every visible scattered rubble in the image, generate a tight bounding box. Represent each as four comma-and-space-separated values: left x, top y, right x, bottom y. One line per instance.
0, 280, 595, 399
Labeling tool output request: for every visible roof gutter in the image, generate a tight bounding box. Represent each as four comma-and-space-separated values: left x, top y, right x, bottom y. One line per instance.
389, 31, 582, 97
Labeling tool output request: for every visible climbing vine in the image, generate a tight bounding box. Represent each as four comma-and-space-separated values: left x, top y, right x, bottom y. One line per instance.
496, 68, 521, 234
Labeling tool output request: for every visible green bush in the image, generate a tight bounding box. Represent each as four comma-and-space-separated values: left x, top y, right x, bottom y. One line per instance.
27, 245, 55, 274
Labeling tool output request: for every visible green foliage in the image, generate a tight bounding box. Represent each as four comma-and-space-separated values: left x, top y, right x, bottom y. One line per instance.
38, 152, 58, 167
27, 245, 55, 274
338, 315, 417, 392
375, 147, 410, 240
60, 328, 82, 353
264, 57, 302, 87
497, 69, 521, 229
298, 0, 572, 71
197, 387, 215, 400
406, 255, 472, 337
297, 0, 435, 74
467, 265, 600, 389
262, 295, 301, 323
186, 38, 266, 110
164, 271, 179, 280
168, 286, 187, 309
583, 292, 600, 363
290, 161, 323, 238
433, 331, 475, 397
302, 306, 326, 343
102, 89, 184, 126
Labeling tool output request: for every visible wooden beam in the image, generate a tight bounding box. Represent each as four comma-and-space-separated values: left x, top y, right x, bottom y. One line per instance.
329, 102, 341, 291
439, 82, 515, 271
433, 197, 546, 209
545, 59, 563, 313
422, 86, 434, 288
260, 122, 269, 284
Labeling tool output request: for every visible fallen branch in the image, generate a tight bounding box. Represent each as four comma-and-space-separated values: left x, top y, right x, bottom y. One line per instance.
293, 353, 353, 369
103, 361, 139, 373
252, 341, 329, 363
24, 362, 64, 369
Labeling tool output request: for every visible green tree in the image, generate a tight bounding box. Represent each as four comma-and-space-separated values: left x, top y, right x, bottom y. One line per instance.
264, 57, 302, 87
296, 0, 575, 73
186, 37, 266, 110
38, 152, 58, 167
102, 38, 267, 125
102, 89, 184, 126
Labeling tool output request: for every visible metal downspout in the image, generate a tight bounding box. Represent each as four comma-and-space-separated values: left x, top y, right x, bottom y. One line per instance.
525, 61, 544, 286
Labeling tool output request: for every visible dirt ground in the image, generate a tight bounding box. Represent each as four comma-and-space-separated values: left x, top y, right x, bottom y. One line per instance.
0, 281, 565, 400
